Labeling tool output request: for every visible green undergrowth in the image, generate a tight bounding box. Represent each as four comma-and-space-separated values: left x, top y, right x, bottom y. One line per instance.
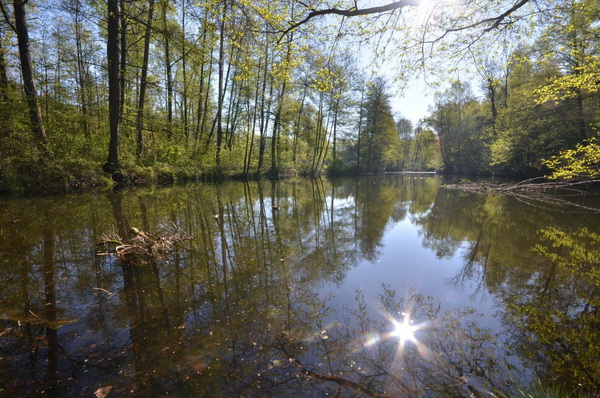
495, 380, 596, 398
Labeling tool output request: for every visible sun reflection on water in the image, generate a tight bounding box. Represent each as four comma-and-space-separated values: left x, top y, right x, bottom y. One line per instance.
390, 315, 419, 346
363, 311, 428, 353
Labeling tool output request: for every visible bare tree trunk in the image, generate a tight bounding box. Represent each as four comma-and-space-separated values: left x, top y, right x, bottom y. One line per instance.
256, 31, 272, 175
292, 87, 306, 165
73, 0, 89, 137
486, 76, 497, 122
0, 26, 10, 103
310, 93, 325, 174
575, 88, 587, 140
119, 0, 127, 119
243, 58, 263, 176
226, 70, 242, 149
356, 91, 364, 172
13, 0, 48, 146
194, 17, 209, 146
162, 0, 173, 139
215, 1, 227, 170
181, 0, 189, 141
199, 41, 214, 151
269, 35, 293, 176
105, 0, 121, 173
136, 0, 155, 158
331, 90, 341, 161
270, 82, 286, 175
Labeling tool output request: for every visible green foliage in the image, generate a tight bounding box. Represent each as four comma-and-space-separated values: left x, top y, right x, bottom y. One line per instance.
542, 138, 600, 180
504, 226, 600, 390
429, 80, 490, 174
3, 0, 599, 192
499, 380, 593, 398
535, 58, 600, 104
359, 76, 402, 172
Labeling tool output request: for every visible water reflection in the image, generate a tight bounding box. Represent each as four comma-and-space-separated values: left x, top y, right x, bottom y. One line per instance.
0, 175, 598, 396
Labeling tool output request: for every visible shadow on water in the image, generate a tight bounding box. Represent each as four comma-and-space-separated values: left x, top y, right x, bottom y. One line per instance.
0, 175, 598, 396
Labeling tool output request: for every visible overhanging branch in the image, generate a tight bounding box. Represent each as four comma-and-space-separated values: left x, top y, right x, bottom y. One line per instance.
282, 0, 420, 36
283, 0, 534, 40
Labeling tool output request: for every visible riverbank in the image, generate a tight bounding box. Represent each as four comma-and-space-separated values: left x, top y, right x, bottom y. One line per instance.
0, 157, 439, 197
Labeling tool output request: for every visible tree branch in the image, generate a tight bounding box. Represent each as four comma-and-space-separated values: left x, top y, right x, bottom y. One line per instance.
483, 0, 532, 32
282, 0, 420, 36
424, 0, 532, 46
283, 0, 533, 41
0, 0, 16, 34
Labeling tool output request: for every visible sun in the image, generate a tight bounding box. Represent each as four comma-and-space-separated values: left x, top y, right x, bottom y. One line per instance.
412, 0, 445, 21
390, 314, 419, 346
362, 310, 429, 357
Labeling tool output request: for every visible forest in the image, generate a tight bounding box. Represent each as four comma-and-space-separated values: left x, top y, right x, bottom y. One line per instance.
0, 0, 598, 193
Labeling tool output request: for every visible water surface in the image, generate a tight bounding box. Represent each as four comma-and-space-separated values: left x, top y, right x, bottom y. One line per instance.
1, 175, 599, 397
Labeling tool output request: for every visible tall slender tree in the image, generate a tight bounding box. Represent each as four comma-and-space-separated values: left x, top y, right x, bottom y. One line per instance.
136, 0, 156, 158
104, 0, 121, 173
3, 0, 48, 146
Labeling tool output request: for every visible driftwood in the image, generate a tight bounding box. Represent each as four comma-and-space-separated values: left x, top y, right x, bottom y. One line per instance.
443, 177, 600, 213
97, 222, 191, 264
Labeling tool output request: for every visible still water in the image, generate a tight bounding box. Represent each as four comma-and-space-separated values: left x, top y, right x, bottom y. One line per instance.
1, 175, 599, 397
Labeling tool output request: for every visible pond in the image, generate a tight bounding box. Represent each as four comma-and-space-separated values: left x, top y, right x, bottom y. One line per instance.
1, 175, 599, 397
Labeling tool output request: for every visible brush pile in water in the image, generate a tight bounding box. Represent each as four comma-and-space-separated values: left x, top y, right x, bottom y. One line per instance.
97, 222, 191, 264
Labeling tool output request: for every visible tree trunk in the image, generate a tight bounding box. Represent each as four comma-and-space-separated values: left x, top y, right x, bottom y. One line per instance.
575, 89, 587, 140
256, 30, 272, 175
73, 0, 90, 137
0, 27, 9, 103
292, 87, 306, 165
270, 35, 293, 175
105, 0, 121, 173
199, 32, 214, 151
486, 76, 497, 122
215, 1, 227, 170
162, 0, 173, 139
270, 82, 286, 175
331, 90, 341, 161
194, 18, 209, 146
119, 0, 127, 119
356, 91, 364, 171
13, 0, 48, 146
136, 0, 155, 158
181, 0, 189, 141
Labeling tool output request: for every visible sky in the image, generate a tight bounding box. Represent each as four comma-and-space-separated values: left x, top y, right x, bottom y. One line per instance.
347, 0, 442, 126
392, 78, 435, 126
351, 37, 436, 127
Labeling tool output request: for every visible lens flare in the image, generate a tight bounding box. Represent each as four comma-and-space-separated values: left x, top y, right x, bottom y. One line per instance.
390, 316, 418, 346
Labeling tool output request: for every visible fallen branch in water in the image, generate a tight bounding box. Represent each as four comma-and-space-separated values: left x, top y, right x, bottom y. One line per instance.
443, 178, 600, 213
97, 222, 191, 264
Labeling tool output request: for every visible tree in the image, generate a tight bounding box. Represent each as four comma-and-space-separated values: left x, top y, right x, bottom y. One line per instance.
429, 81, 487, 174
534, 0, 599, 141
490, 49, 583, 176
361, 76, 400, 172
1, 0, 48, 146
396, 116, 413, 169
104, 0, 121, 174
136, 0, 156, 158
542, 138, 600, 180
0, 22, 9, 103
410, 124, 441, 170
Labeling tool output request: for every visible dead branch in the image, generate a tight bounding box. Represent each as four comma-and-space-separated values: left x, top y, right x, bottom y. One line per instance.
97, 222, 191, 264
443, 179, 600, 213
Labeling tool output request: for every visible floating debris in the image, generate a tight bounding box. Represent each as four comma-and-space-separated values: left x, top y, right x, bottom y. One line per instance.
97, 222, 191, 264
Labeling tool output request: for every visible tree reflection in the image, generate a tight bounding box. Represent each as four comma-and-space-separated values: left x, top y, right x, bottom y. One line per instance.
500, 227, 600, 390
416, 187, 600, 392
3, 175, 598, 395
